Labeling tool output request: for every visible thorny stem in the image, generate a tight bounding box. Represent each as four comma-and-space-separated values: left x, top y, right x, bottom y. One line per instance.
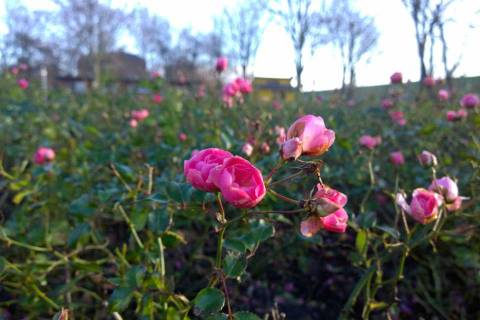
267, 170, 304, 187
109, 163, 132, 192
220, 271, 233, 320
115, 204, 144, 249
269, 189, 300, 205
249, 209, 305, 215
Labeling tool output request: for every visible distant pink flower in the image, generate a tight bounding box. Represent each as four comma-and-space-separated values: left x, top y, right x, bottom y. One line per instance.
390, 72, 403, 84
359, 135, 381, 149
179, 133, 187, 141
281, 115, 335, 160
129, 119, 138, 128
34, 147, 55, 165
396, 188, 442, 224
216, 57, 228, 73
261, 142, 270, 153
390, 151, 405, 166
390, 111, 406, 126
275, 126, 286, 146
423, 75, 435, 88
381, 98, 394, 110
19, 63, 28, 71
446, 109, 467, 122
152, 94, 163, 104
184, 148, 233, 192
208, 156, 266, 208
418, 150, 437, 167
11, 67, 19, 75
222, 94, 234, 108
17, 78, 29, 89
272, 100, 282, 110
223, 82, 238, 97
151, 71, 161, 78
460, 93, 479, 109
242, 142, 253, 156
196, 84, 206, 98
234, 77, 253, 94
131, 109, 149, 121
437, 89, 449, 102
457, 109, 467, 118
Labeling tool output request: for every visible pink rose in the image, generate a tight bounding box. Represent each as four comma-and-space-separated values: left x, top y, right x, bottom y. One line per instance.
389, 111, 406, 126
281, 115, 335, 160
460, 93, 479, 109
11, 67, 19, 75
234, 78, 252, 94
381, 98, 394, 110
359, 135, 381, 150
300, 209, 348, 236
179, 133, 187, 142
34, 147, 55, 165
129, 119, 138, 128
446, 109, 467, 122
151, 71, 161, 78
209, 156, 266, 208
216, 57, 228, 73
17, 78, 29, 89
223, 82, 238, 98
131, 109, 149, 121
438, 89, 449, 102
390, 72, 403, 84
429, 176, 458, 203
184, 148, 233, 192
313, 184, 348, 215
242, 142, 253, 156
152, 94, 163, 104
423, 75, 435, 88
390, 151, 405, 166
457, 109, 467, 118
396, 188, 442, 224
417, 150, 437, 167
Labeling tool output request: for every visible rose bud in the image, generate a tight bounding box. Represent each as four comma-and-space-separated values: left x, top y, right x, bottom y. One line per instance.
390, 72, 403, 84
437, 89, 449, 102
17, 78, 29, 89
417, 150, 437, 167
280, 137, 302, 160
242, 142, 254, 156
215, 57, 228, 73
359, 135, 381, 149
34, 147, 56, 165
129, 119, 138, 128
396, 188, 442, 224
300, 208, 348, 236
312, 184, 348, 216
381, 98, 394, 110
131, 109, 149, 121
390, 151, 405, 166
460, 93, 479, 109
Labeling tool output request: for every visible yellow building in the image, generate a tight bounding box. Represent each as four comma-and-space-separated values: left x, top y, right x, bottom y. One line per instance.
253, 77, 296, 102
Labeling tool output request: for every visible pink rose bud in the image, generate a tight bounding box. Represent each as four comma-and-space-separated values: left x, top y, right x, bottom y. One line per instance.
446, 110, 457, 122
460, 93, 479, 109
390, 151, 405, 166
389, 111, 406, 126
429, 176, 458, 203
359, 135, 381, 150
184, 148, 233, 192
223, 82, 238, 97
215, 57, 228, 73
390, 72, 403, 84
152, 94, 163, 104
457, 109, 467, 118
242, 142, 254, 156
234, 77, 253, 94
313, 184, 348, 216
300, 216, 322, 237
418, 150, 437, 167
34, 147, 55, 165
437, 89, 449, 101
261, 142, 270, 153
320, 208, 349, 233
17, 78, 29, 89
275, 126, 287, 146
396, 188, 442, 224
381, 98, 394, 110
281, 115, 335, 160
179, 133, 187, 141
272, 100, 282, 110
131, 109, 149, 121
129, 118, 138, 128
280, 137, 302, 160
423, 75, 435, 87
208, 156, 266, 208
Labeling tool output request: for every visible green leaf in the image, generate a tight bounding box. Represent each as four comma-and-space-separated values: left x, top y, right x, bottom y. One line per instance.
206, 314, 228, 320
193, 287, 225, 315
69, 195, 95, 218
250, 220, 275, 243
355, 230, 368, 256
131, 208, 148, 231
375, 225, 400, 239
108, 287, 134, 312
148, 209, 170, 234
223, 253, 247, 278
224, 239, 247, 253
67, 223, 91, 247
234, 311, 262, 320
126, 265, 146, 288
162, 231, 187, 247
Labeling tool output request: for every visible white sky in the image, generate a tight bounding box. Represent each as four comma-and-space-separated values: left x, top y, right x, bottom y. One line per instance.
1, 0, 479, 91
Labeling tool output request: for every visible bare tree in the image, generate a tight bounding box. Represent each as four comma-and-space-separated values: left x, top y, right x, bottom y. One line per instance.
132, 8, 171, 71
402, 0, 440, 81
223, 0, 269, 77
53, 0, 129, 83
272, 0, 319, 91
326, 0, 379, 96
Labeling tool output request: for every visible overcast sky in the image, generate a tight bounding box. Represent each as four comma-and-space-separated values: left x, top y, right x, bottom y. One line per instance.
1, 0, 479, 91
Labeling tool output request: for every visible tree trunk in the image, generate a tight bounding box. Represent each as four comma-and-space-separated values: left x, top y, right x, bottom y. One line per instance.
242, 64, 247, 78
